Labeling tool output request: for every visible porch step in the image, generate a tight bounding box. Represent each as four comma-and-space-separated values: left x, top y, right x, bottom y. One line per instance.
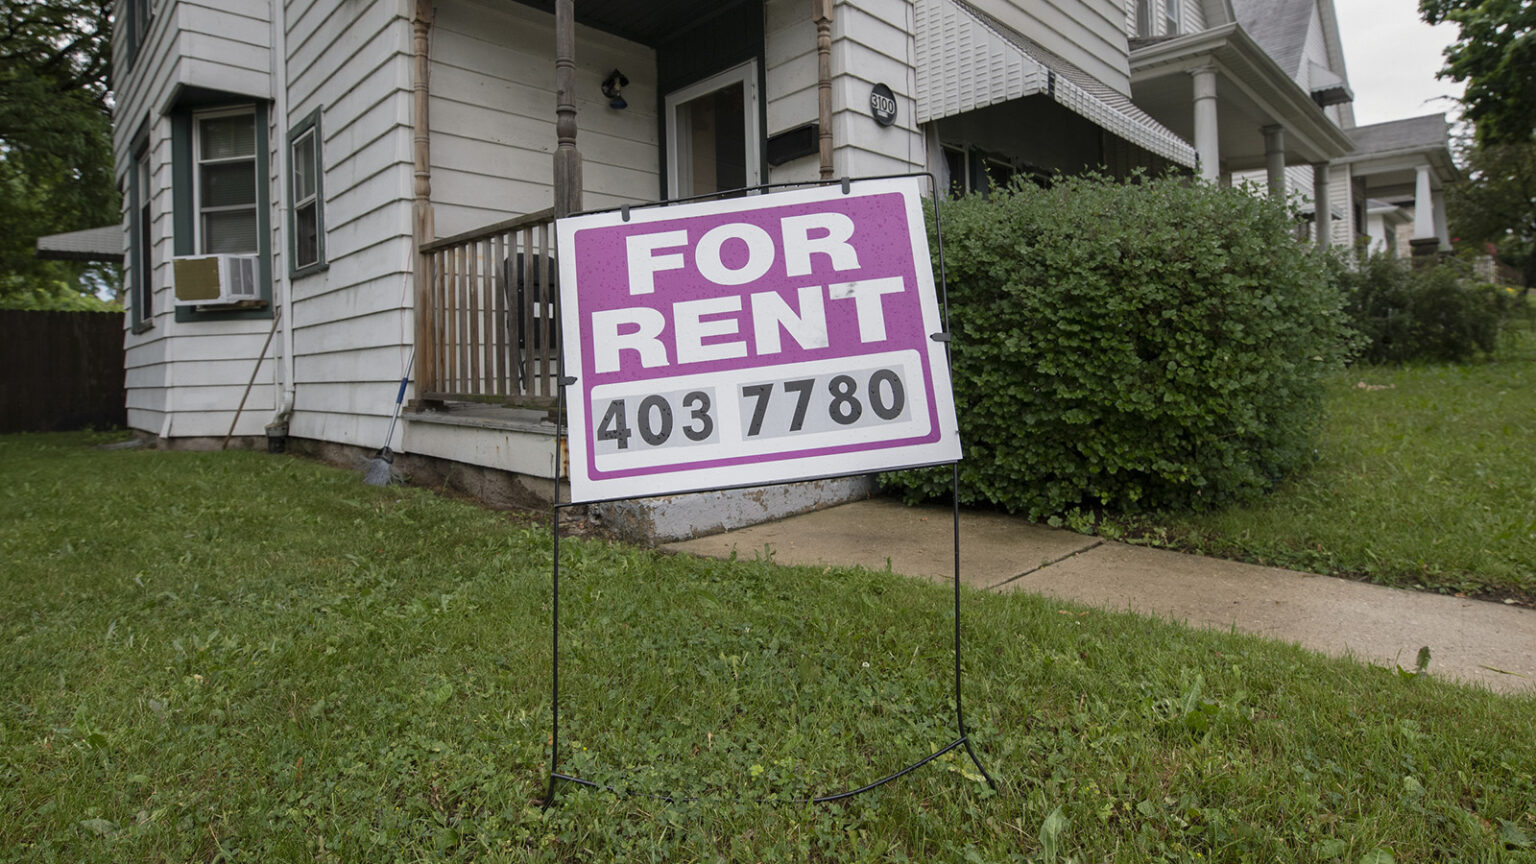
403, 403, 879, 542
588, 475, 878, 544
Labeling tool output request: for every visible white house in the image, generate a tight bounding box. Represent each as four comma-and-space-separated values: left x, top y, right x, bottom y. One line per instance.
1124, 0, 1455, 251
112, 0, 1455, 536
112, 0, 1198, 535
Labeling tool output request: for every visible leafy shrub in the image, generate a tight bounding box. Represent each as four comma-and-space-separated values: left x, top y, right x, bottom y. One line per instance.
1338, 252, 1511, 364
881, 174, 1353, 518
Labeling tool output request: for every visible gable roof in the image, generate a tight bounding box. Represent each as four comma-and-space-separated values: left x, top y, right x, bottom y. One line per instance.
1231, 0, 1354, 123
1347, 114, 1452, 157
1337, 113, 1459, 185
1231, 0, 1313, 78
34, 226, 123, 263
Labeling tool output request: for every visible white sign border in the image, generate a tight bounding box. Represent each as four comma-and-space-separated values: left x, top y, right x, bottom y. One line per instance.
557, 177, 960, 504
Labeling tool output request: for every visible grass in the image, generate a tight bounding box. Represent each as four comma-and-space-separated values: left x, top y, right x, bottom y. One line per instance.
2, 432, 1534, 861
1097, 323, 1536, 603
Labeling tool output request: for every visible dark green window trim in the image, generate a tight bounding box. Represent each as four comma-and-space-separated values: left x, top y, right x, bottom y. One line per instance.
126, 0, 153, 68
171, 100, 273, 323
287, 106, 327, 278
129, 129, 153, 334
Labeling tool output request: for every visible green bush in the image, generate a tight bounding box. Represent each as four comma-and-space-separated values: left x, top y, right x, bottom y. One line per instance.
1338, 252, 1511, 364
882, 174, 1353, 518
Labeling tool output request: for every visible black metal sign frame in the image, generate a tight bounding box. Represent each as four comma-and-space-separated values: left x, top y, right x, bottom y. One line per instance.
544, 173, 994, 805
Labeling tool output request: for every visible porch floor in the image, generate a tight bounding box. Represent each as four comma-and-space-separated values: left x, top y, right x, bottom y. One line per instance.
407, 402, 558, 435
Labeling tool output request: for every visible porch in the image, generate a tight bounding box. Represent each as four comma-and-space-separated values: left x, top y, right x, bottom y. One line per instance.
405, 0, 836, 418
397, 0, 870, 534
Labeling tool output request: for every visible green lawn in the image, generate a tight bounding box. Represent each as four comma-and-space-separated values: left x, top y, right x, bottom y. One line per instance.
1101, 324, 1536, 603
2, 433, 1534, 861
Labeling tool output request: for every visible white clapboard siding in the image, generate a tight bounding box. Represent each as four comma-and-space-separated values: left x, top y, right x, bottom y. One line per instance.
294, 345, 415, 384
121, 118, 174, 437
1183, 0, 1207, 33
1124, 0, 1210, 37
427, 0, 659, 237
1330, 165, 1355, 246
765, 0, 819, 182
283, 2, 416, 449
831, 1, 927, 179
114, 0, 282, 440
293, 273, 414, 334
969, 0, 1132, 97
297, 380, 412, 419
294, 310, 413, 360
167, 0, 273, 101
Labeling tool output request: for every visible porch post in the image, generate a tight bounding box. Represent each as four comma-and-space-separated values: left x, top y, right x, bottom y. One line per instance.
814, 0, 835, 180
1312, 161, 1332, 248
1262, 124, 1286, 200
1432, 188, 1451, 251
411, 0, 438, 405
1190, 66, 1219, 183
1406, 163, 1442, 261
553, 0, 583, 218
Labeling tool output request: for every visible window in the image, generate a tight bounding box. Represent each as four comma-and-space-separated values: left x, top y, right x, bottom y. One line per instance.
1163, 0, 1181, 35
942, 145, 967, 197
126, 0, 153, 66
133, 147, 153, 329
194, 109, 259, 255
940, 146, 1033, 197
288, 108, 325, 274
170, 99, 272, 321
1135, 0, 1153, 37
981, 156, 1017, 194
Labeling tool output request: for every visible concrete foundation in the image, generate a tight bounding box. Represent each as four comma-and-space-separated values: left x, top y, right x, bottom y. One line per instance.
588, 474, 879, 544
144, 420, 881, 543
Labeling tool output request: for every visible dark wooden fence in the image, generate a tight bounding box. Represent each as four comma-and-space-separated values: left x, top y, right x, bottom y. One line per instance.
0, 310, 125, 433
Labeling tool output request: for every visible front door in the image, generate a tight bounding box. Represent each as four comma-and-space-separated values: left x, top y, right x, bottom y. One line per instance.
665, 60, 761, 199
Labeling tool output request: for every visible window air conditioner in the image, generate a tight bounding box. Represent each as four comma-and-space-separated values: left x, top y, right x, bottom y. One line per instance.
172, 254, 260, 306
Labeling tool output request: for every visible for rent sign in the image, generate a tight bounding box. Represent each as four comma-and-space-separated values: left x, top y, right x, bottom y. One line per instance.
556, 178, 960, 503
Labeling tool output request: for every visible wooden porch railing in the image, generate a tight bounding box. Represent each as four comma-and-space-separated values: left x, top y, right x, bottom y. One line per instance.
418, 209, 561, 407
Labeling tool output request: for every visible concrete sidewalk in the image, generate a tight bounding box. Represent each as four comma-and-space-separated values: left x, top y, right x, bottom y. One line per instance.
663, 498, 1536, 695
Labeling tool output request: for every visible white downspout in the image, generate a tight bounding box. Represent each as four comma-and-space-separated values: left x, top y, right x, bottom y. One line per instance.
269, 0, 296, 428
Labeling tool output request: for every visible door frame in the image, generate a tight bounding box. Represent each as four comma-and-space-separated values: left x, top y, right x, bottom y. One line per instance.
663, 59, 762, 200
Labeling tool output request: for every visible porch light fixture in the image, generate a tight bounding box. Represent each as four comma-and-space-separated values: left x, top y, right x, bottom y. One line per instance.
601, 69, 629, 110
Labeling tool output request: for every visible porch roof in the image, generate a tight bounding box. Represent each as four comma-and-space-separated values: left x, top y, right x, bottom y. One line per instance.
510, 0, 725, 46
914, 0, 1197, 167
1129, 23, 1354, 170
34, 226, 123, 263
1337, 113, 1459, 201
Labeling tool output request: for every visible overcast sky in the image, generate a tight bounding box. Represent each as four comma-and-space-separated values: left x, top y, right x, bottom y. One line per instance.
1333, 0, 1464, 127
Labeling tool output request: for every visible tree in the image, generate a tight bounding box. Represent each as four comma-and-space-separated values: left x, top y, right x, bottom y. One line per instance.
1447, 137, 1536, 290
1419, 0, 1536, 145
0, 0, 119, 308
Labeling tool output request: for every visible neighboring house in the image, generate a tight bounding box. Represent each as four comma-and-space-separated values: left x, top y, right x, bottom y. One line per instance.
1338, 113, 1458, 256
112, 0, 1194, 534
1124, 0, 1455, 254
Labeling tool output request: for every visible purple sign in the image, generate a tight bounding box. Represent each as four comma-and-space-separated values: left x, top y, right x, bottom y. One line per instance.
556, 178, 960, 503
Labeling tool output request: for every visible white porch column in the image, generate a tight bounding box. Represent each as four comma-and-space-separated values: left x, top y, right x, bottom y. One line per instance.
1262, 125, 1286, 199
1312, 161, 1331, 248
1433, 191, 1451, 250
1191, 66, 1220, 183
1413, 164, 1435, 240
